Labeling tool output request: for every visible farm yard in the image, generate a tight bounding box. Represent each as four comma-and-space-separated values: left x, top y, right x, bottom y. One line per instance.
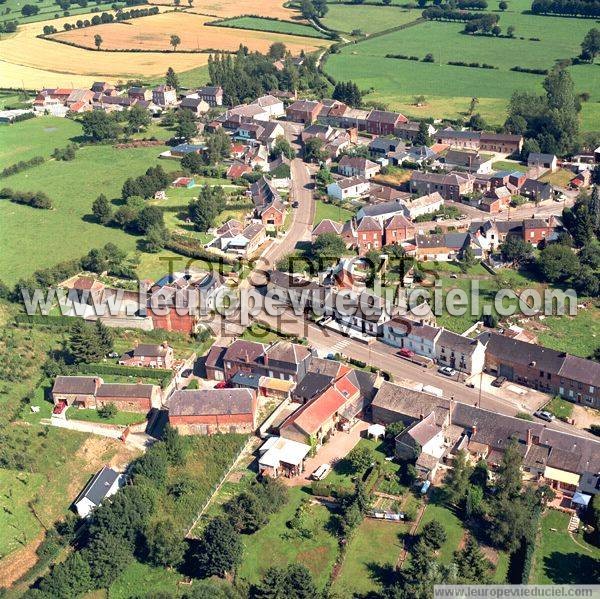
323, 0, 600, 127
50, 11, 327, 54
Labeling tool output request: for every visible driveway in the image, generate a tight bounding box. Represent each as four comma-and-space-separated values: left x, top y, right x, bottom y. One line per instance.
283, 420, 370, 486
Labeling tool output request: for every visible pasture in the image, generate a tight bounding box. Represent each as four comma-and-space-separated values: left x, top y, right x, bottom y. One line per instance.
212, 16, 330, 39
322, 4, 421, 34
50, 11, 326, 54
0, 117, 180, 283
324, 0, 600, 127
0, 0, 126, 25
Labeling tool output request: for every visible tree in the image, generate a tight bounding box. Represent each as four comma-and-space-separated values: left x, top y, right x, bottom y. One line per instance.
303, 137, 327, 163
413, 121, 432, 146
468, 97, 479, 115
581, 28, 600, 61
98, 402, 117, 419
194, 516, 242, 578
225, 490, 269, 533
69, 320, 103, 363
166, 66, 179, 90
136, 205, 165, 234
315, 164, 333, 187
205, 128, 232, 164
162, 424, 186, 465
170, 34, 181, 51
454, 535, 492, 583
421, 520, 447, 550
271, 135, 295, 160
500, 235, 533, 264
95, 318, 114, 355
144, 519, 186, 568
94, 33, 103, 50
81, 111, 119, 141
537, 244, 580, 282
188, 185, 226, 231
346, 445, 374, 473
312, 232, 347, 266
444, 449, 472, 506
130, 443, 169, 487
87, 530, 133, 587
144, 225, 169, 253
499, 0, 507, 9
268, 42, 286, 60
255, 564, 317, 599
507, 24, 515, 37
332, 81, 362, 107
39, 551, 92, 598
181, 152, 204, 174
459, 245, 476, 272
126, 104, 151, 134
92, 193, 112, 224
176, 109, 197, 141
468, 113, 486, 131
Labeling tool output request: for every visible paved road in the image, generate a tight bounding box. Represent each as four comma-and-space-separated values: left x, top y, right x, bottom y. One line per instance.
263, 158, 315, 267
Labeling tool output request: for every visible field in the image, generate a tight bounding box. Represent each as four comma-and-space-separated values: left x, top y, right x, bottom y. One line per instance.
322, 4, 422, 34
156, 0, 298, 20
324, 0, 600, 127
51, 11, 326, 54
0, 0, 126, 25
212, 16, 331, 39
0, 117, 180, 284
331, 518, 403, 596
313, 199, 354, 225
531, 510, 600, 584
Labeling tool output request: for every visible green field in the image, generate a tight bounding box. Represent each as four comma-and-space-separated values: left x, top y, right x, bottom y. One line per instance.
0, 469, 45, 558
322, 5, 422, 34
0, 117, 180, 284
332, 518, 403, 596
324, 0, 600, 127
0, 0, 126, 25
237, 486, 339, 589
532, 510, 600, 584
211, 16, 331, 39
108, 561, 184, 599
313, 199, 354, 225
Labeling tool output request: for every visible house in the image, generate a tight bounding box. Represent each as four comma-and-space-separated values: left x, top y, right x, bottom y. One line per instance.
478, 332, 600, 408
356, 216, 383, 254
333, 290, 394, 336
219, 222, 267, 256
204, 345, 227, 381
263, 341, 314, 383
219, 340, 266, 380
395, 121, 436, 142
95, 383, 158, 412
469, 220, 501, 252
522, 216, 561, 246
415, 232, 482, 263
369, 137, 404, 159
436, 128, 480, 150
317, 100, 349, 127
327, 176, 370, 200
402, 192, 444, 219
128, 86, 152, 102
258, 436, 311, 478
91, 82, 115, 94
521, 178, 553, 202
152, 85, 177, 107
180, 94, 210, 116
409, 171, 474, 201
119, 342, 174, 369
66, 89, 94, 106
356, 199, 406, 225
52, 376, 102, 407
251, 94, 285, 118
168, 388, 257, 434
66, 276, 105, 305
396, 412, 446, 478
171, 143, 206, 157
384, 214, 415, 246
197, 85, 223, 107
312, 218, 343, 240
435, 330, 485, 376
391, 145, 437, 167
528, 152, 558, 172
441, 149, 494, 174
338, 155, 380, 179
227, 161, 252, 180
365, 110, 407, 136
74, 466, 124, 518
369, 184, 411, 204
382, 316, 441, 358
479, 132, 523, 155
171, 176, 195, 188
570, 170, 591, 189
286, 100, 322, 124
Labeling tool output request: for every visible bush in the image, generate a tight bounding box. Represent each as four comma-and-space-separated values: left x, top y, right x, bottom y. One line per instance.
1, 155, 44, 177
0, 187, 53, 209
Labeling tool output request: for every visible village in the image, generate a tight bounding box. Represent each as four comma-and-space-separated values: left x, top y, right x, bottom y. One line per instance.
1, 67, 600, 597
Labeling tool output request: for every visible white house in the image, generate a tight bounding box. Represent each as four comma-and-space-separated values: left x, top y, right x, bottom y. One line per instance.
435, 330, 486, 376
382, 316, 441, 358
251, 94, 286, 118
74, 466, 124, 518
327, 176, 370, 200
527, 152, 558, 172
402, 192, 444, 219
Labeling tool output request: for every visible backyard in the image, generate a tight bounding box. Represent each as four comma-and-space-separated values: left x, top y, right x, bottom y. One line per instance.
313, 199, 354, 226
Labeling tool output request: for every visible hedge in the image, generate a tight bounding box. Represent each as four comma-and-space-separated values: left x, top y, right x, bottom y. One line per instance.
1, 156, 44, 178
165, 234, 237, 266
75, 362, 173, 387
15, 313, 76, 329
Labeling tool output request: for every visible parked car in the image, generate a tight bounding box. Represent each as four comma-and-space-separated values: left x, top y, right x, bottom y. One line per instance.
215, 380, 232, 389
292, 200, 299, 208
397, 348, 415, 359
107, 351, 119, 359
491, 376, 507, 388
312, 464, 331, 481
180, 369, 193, 378
534, 410, 555, 422
438, 366, 457, 377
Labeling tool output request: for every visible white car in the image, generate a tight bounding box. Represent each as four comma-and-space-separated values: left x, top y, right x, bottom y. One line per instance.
312, 463, 331, 481
534, 410, 555, 422
438, 366, 457, 377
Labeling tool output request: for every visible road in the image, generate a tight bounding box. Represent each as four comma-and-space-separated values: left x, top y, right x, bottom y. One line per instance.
263, 158, 315, 266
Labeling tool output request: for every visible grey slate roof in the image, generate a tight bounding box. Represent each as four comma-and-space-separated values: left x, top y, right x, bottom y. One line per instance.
169, 388, 254, 416
75, 466, 120, 507
53, 376, 99, 396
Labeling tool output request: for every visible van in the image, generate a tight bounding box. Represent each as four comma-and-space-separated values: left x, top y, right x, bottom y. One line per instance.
312, 464, 331, 481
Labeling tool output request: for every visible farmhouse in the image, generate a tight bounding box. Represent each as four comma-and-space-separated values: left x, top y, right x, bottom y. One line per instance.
441, 149, 494, 174
382, 316, 441, 357
356, 216, 383, 254
51, 376, 102, 407
168, 388, 257, 434
312, 218, 343, 239
74, 466, 124, 518
479, 132, 523, 154
356, 199, 406, 224
522, 216, 562, 246
119, 342, 174, 369
286, 99, 323, 124
152, 85, 177, 107
435, 330, 485, 376
95, 383, 158, 412
251, 94, 285, 118
395, 121, 436, 142
180, 94, 210, 116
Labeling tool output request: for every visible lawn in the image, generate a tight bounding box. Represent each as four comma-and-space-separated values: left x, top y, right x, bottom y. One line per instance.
492, 160, 527, 172
0, 469, 45, 558
322, 4, 422, 34
416, 498, 465, 564
212, 16, 330, 39
241, 323, 284, 343
66, 407, 148, 426
0, 120, 180, 283
332, 518, 404, 596
108, 561, 183, 599
313, 199, 354, 226
324, 2, 600, 128
539, 168, 575, 188
237, 486, 339, 590
531, 510, 600, 584
543, 396, 573, 420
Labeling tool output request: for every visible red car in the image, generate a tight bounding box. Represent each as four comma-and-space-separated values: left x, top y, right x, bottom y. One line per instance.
215, 380, 228, 389
397, 348, 415, 358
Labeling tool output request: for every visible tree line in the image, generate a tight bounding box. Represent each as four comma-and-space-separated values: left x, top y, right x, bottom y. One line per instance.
531, 0, 600, 17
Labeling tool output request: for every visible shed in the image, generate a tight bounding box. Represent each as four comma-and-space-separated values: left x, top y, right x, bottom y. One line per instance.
367, 423, 386, 440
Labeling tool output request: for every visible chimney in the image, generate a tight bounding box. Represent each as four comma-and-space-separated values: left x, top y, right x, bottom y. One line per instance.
527, 428, 533, 447
472, 424, 477, 437
264, 353, 269, 366
419, 413, 424, 421
448, 398, 454, 423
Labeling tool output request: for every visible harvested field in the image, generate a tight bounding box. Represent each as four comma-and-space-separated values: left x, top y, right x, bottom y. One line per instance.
150, 0, 299, 20
0, 13, 209, 88
50, 11, 324, 53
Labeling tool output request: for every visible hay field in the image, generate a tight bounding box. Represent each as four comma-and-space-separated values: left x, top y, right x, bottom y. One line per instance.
150, 0, 298, 19
0, 12, 209, 87
50, 11, 324, 53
